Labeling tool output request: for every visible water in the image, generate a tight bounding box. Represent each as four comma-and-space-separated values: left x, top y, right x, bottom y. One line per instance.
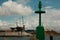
0, 37, 30, 40
45, 35, 60, 40
0, 35, 60, 40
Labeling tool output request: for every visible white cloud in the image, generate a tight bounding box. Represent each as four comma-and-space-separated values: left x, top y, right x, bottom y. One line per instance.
41, 6, 60, 32
0, 15, 39, 30
0, 20, 17, 30
0, 6, 8, 16
0, 20, 9, 30
13, 15, 39, 30
0, 0, 33, 16
24, 15, 39, 30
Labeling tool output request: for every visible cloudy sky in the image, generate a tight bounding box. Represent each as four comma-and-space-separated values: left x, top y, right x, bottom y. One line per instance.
0, 0, 60, 32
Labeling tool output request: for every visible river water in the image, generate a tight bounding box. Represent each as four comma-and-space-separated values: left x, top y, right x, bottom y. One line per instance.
0, 37, 30, 40
0, 35, 60, 40
45, 35, 60, 40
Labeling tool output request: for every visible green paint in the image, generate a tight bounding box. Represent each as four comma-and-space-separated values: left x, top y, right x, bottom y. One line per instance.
36, 26, 45, 40
35, 1, 45, 40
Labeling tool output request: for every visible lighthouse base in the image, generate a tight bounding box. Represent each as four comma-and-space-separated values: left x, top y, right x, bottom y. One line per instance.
36, 26, 45, 40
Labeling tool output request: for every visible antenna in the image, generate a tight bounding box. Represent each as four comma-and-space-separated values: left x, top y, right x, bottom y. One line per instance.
22, 16, 25, 30
16, 21, 18, 27
22, 16, 24, 25
14, 18, 18, 27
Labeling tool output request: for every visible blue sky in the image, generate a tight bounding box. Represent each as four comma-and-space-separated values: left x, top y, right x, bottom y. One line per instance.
0, 0, 39, 22
0, 0, 60, 32
0, 0, 60, 10
41, 0, 60, 9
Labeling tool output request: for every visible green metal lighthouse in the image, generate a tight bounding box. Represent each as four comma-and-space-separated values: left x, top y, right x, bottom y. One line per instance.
35, 1, 45, 40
